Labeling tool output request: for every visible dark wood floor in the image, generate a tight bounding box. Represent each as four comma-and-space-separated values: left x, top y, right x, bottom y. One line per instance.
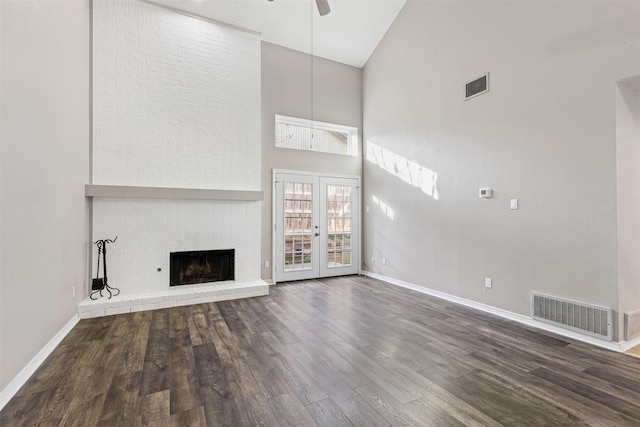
3, 276, 640, 426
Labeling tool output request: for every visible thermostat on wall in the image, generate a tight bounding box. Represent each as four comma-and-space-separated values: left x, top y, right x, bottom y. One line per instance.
479, 188, 492, 198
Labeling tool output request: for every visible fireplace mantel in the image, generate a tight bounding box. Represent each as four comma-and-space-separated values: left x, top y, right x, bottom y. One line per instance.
85, 184, 263, 201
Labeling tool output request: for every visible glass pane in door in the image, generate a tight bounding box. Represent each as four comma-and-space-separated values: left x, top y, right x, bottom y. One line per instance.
284, 181, 313, 271
326, 184, 353, 268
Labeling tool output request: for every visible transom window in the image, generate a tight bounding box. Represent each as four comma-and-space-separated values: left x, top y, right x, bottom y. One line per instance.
275, 115, 358, 156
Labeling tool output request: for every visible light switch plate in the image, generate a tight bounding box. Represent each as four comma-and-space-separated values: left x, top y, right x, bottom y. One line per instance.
510, 199, 518, 210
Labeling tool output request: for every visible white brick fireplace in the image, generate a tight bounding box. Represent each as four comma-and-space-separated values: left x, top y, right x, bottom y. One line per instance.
81, 0, 267, 317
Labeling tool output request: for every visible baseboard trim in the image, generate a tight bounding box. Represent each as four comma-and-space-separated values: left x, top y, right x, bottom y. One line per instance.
619, 334, 640, 352
366, 272, 630, 353
0, 313, 80, 411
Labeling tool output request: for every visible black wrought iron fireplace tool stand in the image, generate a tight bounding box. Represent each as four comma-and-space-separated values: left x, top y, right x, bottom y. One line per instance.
91, 237, 120, 300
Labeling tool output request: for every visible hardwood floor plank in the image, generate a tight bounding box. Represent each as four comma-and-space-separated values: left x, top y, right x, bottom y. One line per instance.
193, 342, 228, 397
543, 363, 640, 407
335, 395, 393, 427
97, 371, 143, 426
306, 398, 356, 427
138, 328, 170, 396
464, 348, 618, 426
354, 382, 426, 427
168, 405, 207, 427
55, 341, 124, 425
188, 311, 218, 346
271, 286, 374, 348
222, 357, 282, 426
4, 276, 640, 426
63, 315, 115, 344
231, 299, 271, 335
118, 311, 153, 375
321, 333, 425, 404
247, 297, 301, 345
532, 367, 640, 421
285, 340, 358, 403
59, 393, 108, 427
405, 393, 501, 427
0, 390, 49, 426
401, 396, 468, 427
197, 324, 282, 426
423, 364, 592, 426
200, 386, 247, 427
292, 338, 372, 389
268, 350, 330, 406
237, 334, 294, 399
584, 365, 640, 394
168, 305, 190, 339
267, 392, 317, 427
212, 322, 293, 400
169, 335, 202, 415
217, 301, 248, 332
135, 389, 170, 426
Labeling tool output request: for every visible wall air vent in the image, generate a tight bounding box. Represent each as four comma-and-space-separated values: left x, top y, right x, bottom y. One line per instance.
465, 73, 489, 100
532, 293, 612, 341
624, 310, 640, 341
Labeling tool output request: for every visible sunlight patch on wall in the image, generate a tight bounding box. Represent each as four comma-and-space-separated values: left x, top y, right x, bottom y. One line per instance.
366, 141, 439, 200
372, 195, 395, 220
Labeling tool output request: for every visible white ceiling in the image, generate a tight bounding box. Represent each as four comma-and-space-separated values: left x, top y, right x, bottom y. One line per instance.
147, 0, 407, 68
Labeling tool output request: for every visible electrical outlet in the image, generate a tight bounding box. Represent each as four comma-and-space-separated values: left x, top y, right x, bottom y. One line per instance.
371, 257, 375, 263
264, 260, 270, 269
485, 277, 492, 288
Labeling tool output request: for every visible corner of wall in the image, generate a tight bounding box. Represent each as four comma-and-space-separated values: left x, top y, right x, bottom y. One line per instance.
615, 78, 640, 340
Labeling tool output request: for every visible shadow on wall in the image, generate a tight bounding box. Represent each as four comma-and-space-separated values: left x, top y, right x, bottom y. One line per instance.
365, 140, 439, 200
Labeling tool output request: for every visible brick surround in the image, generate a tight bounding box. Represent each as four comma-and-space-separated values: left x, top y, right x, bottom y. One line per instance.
90, 0, 264, 301
92, 0, 260, 189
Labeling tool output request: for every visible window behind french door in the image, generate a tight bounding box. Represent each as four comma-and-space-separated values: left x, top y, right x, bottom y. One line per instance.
274, 171, 360, 283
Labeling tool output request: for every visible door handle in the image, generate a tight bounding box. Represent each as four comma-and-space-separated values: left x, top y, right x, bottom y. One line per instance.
315, 233, 320, 237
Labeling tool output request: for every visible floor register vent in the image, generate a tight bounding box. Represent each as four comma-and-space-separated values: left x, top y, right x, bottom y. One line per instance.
532, 293, 612, 341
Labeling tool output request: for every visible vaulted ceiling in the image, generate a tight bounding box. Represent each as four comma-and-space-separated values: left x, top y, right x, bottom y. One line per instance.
148, 0, 407, 68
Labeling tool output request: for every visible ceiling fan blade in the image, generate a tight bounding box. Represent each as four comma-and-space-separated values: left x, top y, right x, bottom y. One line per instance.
315, 0, 330, 16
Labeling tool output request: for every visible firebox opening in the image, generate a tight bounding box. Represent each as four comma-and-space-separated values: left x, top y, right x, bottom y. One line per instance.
170, 249, 235, 286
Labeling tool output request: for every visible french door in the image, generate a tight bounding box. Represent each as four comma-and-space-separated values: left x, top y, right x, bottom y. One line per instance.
274, 171, 360, 283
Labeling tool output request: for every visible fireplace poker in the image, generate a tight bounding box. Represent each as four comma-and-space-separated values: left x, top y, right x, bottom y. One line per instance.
90, 236, 120, 300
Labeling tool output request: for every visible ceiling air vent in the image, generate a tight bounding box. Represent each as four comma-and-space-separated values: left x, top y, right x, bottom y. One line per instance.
465, 73, 489, 100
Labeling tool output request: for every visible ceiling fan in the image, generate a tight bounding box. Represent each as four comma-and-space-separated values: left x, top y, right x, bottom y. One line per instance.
267, 0, 331, 16
315, 0, 331, 16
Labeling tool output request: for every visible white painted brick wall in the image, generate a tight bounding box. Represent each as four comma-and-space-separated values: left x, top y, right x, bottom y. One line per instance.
93, 0, 260, 189
91, 0, 262, 294
93, 199, 261, 293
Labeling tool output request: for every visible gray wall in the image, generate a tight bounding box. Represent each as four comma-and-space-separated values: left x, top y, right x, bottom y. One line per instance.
616, 80, 640, 331
261, 42, 362, 281
362, 0, 640, 340
0, 0, 90, 391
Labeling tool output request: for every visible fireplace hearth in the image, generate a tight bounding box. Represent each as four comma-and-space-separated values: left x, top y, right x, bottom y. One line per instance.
170, 249, 235, 286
